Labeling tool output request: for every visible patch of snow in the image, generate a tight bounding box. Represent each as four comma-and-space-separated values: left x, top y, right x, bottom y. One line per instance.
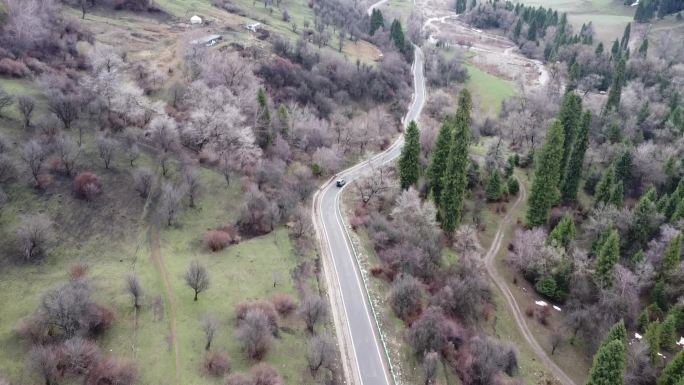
635, 333, 643, 340
553, 305, 562, 312
535, 300, 548, 307
677, 336, 684, 346
657, 352, 666, 359
190, 15, 202, 24
631, 0, 639, 6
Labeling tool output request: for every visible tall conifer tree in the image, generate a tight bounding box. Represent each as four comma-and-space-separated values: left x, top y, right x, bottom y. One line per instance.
526, 120, 565, 227
399, 121, 421, 189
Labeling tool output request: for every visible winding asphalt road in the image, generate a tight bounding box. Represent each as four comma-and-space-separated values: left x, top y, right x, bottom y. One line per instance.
312, 43, 425, 385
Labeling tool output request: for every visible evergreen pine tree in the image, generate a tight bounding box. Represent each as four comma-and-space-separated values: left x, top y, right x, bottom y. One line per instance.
605, 58, 626, 112
486, 170, 503, 202
610, 181, 624, 207
639, 38, 649, 57
256, 88, 272, 149
658, 348, 684, 385
370, 9, 384, 35
561, 111, 590, 202
662, 233, 682, 275
614, 149, 632, 184
620, 23, 631, 52
513, 19, 523, 40
645, 319, 661, 365
660, 312, 677, 351
527, 120, 565, 227
611, 39, 620, 57
601, 320, 627, 347
670, 197, 684, 223
596, 42, 604, 56
595, 167, 616, 206
586, 339, 626, 385
277, 104, 289, 137
558, 92, 583, 183
507, 176, 520, 196
528, 19, 538, 41
428, 118, 454, 205
399, 120, 421, 189
596, 229, 620, 287
440, 90, 472, 232
390, 19, 405, 51
630, 187, 658, 247
549, 215, 576, 249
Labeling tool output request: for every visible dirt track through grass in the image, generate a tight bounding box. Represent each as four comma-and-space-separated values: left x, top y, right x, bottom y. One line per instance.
483, 177, 576, 385
148, 225, 182, 385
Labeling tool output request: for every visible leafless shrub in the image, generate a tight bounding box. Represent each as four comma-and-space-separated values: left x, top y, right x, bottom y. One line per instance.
306, 333, 335, 376
21, 139, 46, 185
29, 345, 60, 385
250, 363, 283, 385
54, 136, 80, 176
235, 302, 279, 336
202, 314, 219, 351
299, 295, 327, 334
17, 95, 36, 127
159, 182, 184, 226
132, 167, 155, 198
17, 214, 52, 262
96, 135, 117, 169
271, 294, 297, 316
236, 308, 273, 360
60, 337, 100, 376
182, 166, 203, 207
85, 357, 137, 385
203, 350, 230, 377
126, 274, 143, 309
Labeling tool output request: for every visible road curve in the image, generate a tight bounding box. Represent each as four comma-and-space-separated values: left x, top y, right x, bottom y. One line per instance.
311, 45, 425, 385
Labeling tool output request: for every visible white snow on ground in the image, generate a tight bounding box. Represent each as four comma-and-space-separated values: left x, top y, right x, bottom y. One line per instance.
677, 336, 684, 346
553, 305, 562, 312
635, 333, 643, 340
535, 300, 548, 307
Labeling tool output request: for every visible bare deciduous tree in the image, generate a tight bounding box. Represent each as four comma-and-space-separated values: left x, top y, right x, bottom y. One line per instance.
126, 143, 140, 167
0, 154, 18, 183
306, 333, 335, 377
202, 313, 219, 351
182, 166, 203, 208
97, 135, 117, 169
48, 92, 79, 130
550, 329, 563, 355
17, 214, 52, 262
299, 295, 327, 334
354, 164, 394, 206
389, 274, 423, 322
29, 345, 60, 385
0, 88, 13, 118
423, 350, 439, 385
236, 308, 273, 360
17, 95, 36, 128
159, 182, 184, 226
55, 136, 80, 176
148, 115, 179, 153
184, 260, 209, 301
132, 167, 155, 198
126, 274, 143, 310
61, 337, 100, 375
21, 140, 46, 185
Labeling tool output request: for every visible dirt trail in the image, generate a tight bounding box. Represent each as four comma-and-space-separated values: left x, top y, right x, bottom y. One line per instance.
482, 178, 576, 385
148, 225, 182, 385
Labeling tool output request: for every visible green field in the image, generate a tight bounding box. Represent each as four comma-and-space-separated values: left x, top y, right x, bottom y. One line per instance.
514, 0, 635, 43
0, 110, 318, 384
465, 64, 515, 117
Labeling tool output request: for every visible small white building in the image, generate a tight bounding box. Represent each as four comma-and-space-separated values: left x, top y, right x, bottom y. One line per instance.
190, 15, 203, 25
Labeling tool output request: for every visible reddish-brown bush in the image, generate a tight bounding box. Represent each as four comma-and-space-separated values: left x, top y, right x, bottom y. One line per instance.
36, 173, 53, 190
0, 58, 31, 77
87, 304, 114, 337
73, 172, 102, 200
271, 294, 296, 316
15, 315, 49, 344
524, 306, 534, 318
219, 224, 241, 243
202, 351, 230, 377
225, 373, 252, 385
60, 337, 101, 376
370, 266, 384, 277
85, 357, 137, 385
69, 261, 89, 280
205, 230, 232, 252
537, 306, 551, 326
250, 363, 283, 385
235, 301, 279, 336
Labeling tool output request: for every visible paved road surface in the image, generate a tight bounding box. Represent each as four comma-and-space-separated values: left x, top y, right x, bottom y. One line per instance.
313, 45, 425, 385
